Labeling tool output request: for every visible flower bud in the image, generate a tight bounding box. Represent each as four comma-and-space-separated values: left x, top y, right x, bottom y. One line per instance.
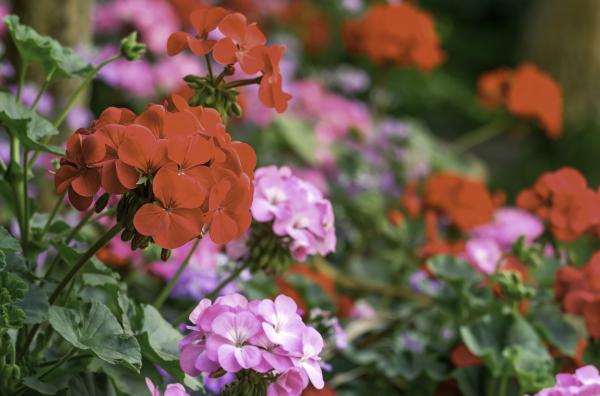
161, 248, 171, 261
94, 192, 110, 213
120, 32, 146, 61
120, 227, 135, 242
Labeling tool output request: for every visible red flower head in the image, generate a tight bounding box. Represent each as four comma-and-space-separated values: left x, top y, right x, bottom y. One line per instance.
212, 12, 266, 74
92, 107, 136, 130
556, 252, 600, 338
450, 344, 482, 368
55, 132, 106, 210
252, 44, 293, 113
167, 7, 228, 56
133, 167, 206, 249
424, 172, 496, 233
117, 126, 169, 177
343, 3, 445, 72
517, 167, 600, 241
478, 63, 563, 139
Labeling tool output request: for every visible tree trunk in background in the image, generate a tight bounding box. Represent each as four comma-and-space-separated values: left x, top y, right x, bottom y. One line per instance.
523, 0, 600, 126
11, 0, 94, 210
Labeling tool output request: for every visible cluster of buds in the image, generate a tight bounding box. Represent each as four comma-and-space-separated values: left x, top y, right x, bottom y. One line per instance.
167, 7, 292, 119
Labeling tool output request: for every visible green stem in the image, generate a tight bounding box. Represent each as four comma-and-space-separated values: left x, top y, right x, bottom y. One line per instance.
497, 375, 508, 396
174, 261, 251, 325
16, 63, 28, 103
9, 135, 24, 234
40, 192, 66, 239
21, 149, 29, 249
65, 210, 95, 243
488, 377, 496, 396
450, 118, 511, 155
205, 55, 214, 81
22, 223, 123, 354
153, 237, 202, 309
224, 76, 262, 89
48, 222, 123, 304
31, 68, 55, 111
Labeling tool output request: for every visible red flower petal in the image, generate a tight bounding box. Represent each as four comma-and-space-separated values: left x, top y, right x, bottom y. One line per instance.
218, 13, 247, 43
213, 38, 238, 65
167, 32, 191, 56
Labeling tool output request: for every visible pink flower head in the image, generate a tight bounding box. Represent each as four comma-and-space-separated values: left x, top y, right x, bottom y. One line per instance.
463, 237, 503, 275
471, 207, 544, 250
251, 166, 336, 261
258, 295, 305, 349
205, 311, 262, 372
145, 378, 190, 396
288, 326, 325, 389
267, 368, 308, 396
535, 365, 600, 396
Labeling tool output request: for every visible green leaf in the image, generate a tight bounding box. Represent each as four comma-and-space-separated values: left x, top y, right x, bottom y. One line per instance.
0, 226, 21, 253
48, 301, 142, 372
56, 243, 120, 286
453, 367, 487, 396
17, 282, 49, 324
0, 271, 28, 330
271, 117, 318, 165
0, 91, 63, 154
139, 304, 181, 362
22, 376, 62, 395
460, 313, 510, 375
427, 255, 482, 284
504, 347, 554, 392
531, 304, 579, 356
4, 15, 94, 80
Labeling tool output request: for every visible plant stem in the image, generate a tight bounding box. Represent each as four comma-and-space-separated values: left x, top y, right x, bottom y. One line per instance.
205, 55, 214, 81
174, 261, 251, 326
21, 149, 29, 249
497, 375, 508, 396
450, 118, 511, 155
16, 63, 28, 103
9, 135, 24, 236
65, 210, 95, 243
48, 222, 123, 304
153, 237, 201, 309
31, 68, 55, 111
40, 192, 66, 239
224, 76, 262, 89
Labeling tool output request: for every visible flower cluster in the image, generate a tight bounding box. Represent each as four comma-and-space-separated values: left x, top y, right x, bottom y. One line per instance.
251, 166, 336, 261
464, 207, 544, 274
55, 97, 256, 249
517, 167, 600, 242
167, 6, 292, 113
556, 251, 600, 338
534, 365, 600, 396
179, 293, 325, 395
478, 63, 563, 139
413, 172, 498, 240
145, 378, 189, 396
343, 2, 445, 71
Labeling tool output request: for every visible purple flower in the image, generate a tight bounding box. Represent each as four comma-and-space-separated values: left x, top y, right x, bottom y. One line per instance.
287, 326, 325, 389
258, 295, 305, 349
204, 372, 235, 394
462, 238, 503, 275
267, 368, 308, 396
470, 207, 544, 250
206, 311, 263, 372
252, 166, 336, 261
66, 105, 94, 132
534, 365, 600, 396
145, 378, 189, 396
179, 294, 326, 395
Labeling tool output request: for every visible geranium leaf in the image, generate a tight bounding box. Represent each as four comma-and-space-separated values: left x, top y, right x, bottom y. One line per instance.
0, 226, 21, 253
4, 15, 94, 80
0, 91, 63, 155
0, 271, 28, 331
48, 301, 142, 372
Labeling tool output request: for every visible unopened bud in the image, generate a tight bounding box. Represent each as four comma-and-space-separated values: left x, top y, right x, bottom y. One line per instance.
120, 32, 146, 61
120, 227, 135, 242
94, 193, 110, 213
161, 248, 171, 261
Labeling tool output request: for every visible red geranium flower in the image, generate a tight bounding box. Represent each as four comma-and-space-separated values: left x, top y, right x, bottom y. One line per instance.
117, 126, 168, 176
450, 344, 482, 368
478, 63, 563, 139
252, 44, 292, 113
202, 167, 252, 244
167, 7, 228, 56
55, 132, 106, 210
94, 124, 141, 194
92, 106, 136, 130
212, 12, 266, 73
133, 167, 205, 249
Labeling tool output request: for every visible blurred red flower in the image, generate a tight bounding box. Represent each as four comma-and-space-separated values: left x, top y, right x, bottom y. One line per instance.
167, 6, 227, 56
